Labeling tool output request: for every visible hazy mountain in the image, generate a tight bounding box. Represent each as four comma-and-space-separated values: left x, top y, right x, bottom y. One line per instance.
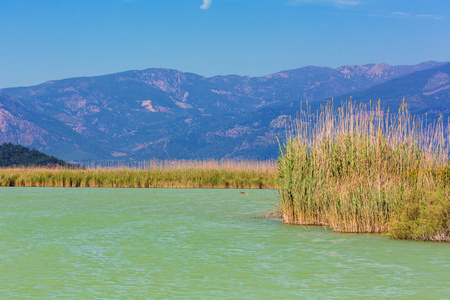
0, 61, 447, 161
0, 92, 112, 160
334, 62, 450, 121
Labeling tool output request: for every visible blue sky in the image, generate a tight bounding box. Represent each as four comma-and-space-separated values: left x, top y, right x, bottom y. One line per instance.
0, 0, 449, 88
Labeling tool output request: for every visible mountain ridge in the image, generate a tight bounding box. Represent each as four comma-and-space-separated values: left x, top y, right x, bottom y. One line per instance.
0, 61, 448, 161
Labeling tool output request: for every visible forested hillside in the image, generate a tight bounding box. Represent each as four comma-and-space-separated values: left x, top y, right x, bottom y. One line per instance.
0, 143, 76, 168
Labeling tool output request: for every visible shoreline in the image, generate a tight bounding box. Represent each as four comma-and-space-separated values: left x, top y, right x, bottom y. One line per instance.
0, 185, 275, 189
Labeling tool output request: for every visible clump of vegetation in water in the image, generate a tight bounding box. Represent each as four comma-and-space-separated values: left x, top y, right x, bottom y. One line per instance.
0, 159, 278, 189
277, 99, 449, 242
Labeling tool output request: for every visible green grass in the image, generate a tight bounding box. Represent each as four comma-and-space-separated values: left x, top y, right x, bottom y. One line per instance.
277, 99, 450, 241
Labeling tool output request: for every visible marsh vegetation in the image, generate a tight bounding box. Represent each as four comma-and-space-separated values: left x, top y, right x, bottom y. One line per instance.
278, 99, 450, 241
0, 159, 277, 189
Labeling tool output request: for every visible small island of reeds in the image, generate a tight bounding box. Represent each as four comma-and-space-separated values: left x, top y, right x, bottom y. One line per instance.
277, 99, 450, 242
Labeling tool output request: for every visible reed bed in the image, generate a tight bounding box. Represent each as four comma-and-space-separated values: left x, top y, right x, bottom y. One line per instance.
82, 158, 276, 172
0, 159, 278, 189
278, 99, 450, 241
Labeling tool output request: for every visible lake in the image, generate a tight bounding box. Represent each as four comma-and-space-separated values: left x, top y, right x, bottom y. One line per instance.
1, 188, 449, 298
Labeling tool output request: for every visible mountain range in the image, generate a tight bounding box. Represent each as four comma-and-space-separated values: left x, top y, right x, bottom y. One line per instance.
1, 61, 449, 161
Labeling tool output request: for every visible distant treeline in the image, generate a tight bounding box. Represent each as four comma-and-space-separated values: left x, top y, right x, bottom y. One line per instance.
0, 143, 78, 168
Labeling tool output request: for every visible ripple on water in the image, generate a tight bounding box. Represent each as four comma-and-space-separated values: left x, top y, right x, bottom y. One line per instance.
0, 187, 449, 299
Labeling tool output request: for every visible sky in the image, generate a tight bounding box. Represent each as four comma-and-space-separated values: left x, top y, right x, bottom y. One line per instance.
0, 0, 449, 88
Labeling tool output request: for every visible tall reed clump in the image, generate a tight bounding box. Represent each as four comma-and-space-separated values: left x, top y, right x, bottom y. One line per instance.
278, 99, 450, 241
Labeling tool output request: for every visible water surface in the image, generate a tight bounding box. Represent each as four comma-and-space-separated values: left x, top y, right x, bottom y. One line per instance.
1, 188, 449, 299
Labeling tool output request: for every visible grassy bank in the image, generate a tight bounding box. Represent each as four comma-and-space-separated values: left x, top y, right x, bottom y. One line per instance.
278, 100, 450, 242
0, 160, 278, 189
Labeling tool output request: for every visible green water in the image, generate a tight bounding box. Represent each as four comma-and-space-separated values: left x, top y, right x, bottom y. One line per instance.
0, 188, 449, 299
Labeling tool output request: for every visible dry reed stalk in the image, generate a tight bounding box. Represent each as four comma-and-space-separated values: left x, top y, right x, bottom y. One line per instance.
278, 100, 449, 240
0, 161, 279, 189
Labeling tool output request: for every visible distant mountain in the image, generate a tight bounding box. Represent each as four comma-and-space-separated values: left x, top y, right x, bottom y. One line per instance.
334, 62, 450, 121
215, 62, 450, 160
0, 61, 447, 161
0, 142, 78, 168
0, 92, 113, 160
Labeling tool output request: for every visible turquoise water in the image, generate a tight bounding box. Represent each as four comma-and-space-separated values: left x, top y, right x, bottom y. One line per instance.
0, 188, 449, 299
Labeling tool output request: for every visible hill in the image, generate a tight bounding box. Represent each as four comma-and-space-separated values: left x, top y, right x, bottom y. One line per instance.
0, 142, 77, 168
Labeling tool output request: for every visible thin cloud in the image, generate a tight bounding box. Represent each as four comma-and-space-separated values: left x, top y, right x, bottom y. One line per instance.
417, 14, 442, 20
200, 0, 213, 10
391, 12, 411, 17
287, 0, 361, 8
369, 11, 442, 20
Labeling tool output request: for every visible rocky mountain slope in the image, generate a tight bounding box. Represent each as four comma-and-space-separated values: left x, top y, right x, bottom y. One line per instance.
335, 62, 450, 121
0, 61, 447, 161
